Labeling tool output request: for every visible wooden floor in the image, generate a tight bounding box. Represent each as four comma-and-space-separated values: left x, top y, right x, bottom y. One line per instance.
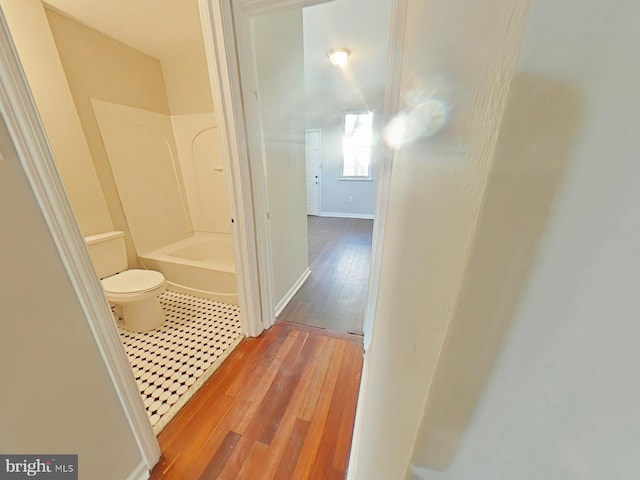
278, 216, 373, 335
150, 321, 363, 479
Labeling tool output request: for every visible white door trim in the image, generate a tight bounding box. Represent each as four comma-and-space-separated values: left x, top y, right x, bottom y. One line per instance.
199, 0, 332, 334
199, 0, 267, 336
362, 0, 406, 348
347, 0, 407, 477
305, 128, 322, 216
0, 10, 160, 471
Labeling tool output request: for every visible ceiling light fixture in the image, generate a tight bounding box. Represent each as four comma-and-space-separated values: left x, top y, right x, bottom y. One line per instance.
328, 48, 351, 68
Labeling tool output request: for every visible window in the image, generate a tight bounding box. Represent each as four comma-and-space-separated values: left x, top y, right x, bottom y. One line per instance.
342, 111, 373, 178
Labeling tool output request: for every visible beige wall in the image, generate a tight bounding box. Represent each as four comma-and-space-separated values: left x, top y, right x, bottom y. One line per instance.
0, 0, 113, 236
45, 8, 172, 266
0, 109, 142, 479
350, 0, 529, 478
252, 10, 309, 305
162, 45, 214, 114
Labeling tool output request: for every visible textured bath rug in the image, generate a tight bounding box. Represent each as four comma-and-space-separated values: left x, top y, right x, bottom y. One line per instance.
118, 291, 243, 434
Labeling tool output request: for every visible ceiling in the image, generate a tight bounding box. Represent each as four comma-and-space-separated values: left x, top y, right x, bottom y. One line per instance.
44, 0, 203, 60
303, 0, 393, 114
43, 0, 392, 110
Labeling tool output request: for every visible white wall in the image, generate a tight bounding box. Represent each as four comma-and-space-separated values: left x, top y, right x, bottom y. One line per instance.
252, 9, 309, 305
302, 0, 392, 218
0, 108, 142, 479
313, 117, 379, 218
349, 0, 529, 478
409, 1, 640, 478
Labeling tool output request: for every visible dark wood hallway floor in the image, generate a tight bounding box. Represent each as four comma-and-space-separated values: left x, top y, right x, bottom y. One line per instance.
150, 322, 363, 479
278, 216, 374, 335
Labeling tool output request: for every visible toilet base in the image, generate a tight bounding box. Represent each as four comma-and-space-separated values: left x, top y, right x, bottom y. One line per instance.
113, 297, 166, 332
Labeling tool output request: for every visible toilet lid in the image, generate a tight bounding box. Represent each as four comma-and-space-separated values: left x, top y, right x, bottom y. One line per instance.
102, 269, 166, 294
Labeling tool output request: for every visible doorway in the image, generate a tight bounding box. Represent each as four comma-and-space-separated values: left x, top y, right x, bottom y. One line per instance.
215, 0, 393, 337
1, 0, 248, 442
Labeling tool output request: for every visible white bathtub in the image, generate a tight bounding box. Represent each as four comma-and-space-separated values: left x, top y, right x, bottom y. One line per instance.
139, 232, 238, 305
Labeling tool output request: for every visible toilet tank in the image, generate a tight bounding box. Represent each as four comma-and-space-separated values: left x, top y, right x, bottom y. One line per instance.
85, 231, 128, 279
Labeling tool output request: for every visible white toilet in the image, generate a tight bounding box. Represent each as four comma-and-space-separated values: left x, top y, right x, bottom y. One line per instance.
85, 231, 168, 332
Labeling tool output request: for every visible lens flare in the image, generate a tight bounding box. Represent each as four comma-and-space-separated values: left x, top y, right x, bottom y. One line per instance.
384, 98, 450, 148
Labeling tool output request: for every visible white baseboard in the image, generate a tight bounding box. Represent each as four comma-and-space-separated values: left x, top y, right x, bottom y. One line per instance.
319, 211, 375, 220
274, 267, 311, 317
126, 460, 149, 480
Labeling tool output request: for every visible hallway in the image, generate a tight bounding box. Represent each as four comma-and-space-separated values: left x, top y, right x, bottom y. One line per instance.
278, 216, 374, 335
150, 321, 363, 479
149, 217, 370, 478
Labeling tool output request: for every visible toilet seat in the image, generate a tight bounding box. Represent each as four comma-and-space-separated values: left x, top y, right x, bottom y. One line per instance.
102, 269, 166, 296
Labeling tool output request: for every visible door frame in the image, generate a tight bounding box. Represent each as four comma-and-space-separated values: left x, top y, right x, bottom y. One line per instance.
199, 0, 401, 344
199, 0, 335, 334
199, 1, 405, 476
0, 10, 160, 471
305, 127, 322, 216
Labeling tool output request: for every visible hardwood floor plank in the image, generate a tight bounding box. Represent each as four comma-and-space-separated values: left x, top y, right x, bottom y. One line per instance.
332, 342, 364, 472
290, 339, 346, 479
154, 394, 235, 479
298, 338, 341, 422
235, 441, 269, 480
253, 334, 316, 445
226, 325, 290, 399
157, 339, 254, 449
216, 436, 256, 480
310, 341, 355, 478
180, 331, 304, 478
233, 328, 305, 434
273, 418, 311, 479
279, 319, 363, 344
277, 217, 373, 335
198, 431, 241, 479
150, 321, 364, 480
179, 399, 251, 479
240, 330, 310, 442
244, 336, 327, 479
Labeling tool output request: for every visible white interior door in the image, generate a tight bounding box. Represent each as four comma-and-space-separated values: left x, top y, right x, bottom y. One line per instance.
305, 128, 321, 215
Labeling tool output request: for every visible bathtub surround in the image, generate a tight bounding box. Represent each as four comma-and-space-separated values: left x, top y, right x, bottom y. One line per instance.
92, 100, 233, 246
120, 291, 243, 433
91, 100, 193, 253
91, 100, 237, 304
171, 113, 231, 234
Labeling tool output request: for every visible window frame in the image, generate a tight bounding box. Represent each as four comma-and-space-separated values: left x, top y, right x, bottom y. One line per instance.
339, 109, 375, 181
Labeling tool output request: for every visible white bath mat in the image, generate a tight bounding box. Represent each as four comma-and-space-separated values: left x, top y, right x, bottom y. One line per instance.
118, 291, 243, 434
